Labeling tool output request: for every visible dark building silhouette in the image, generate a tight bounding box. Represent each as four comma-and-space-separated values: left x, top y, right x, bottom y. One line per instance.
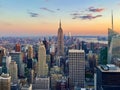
97, 65, 120, 90
43, 38, 49, 54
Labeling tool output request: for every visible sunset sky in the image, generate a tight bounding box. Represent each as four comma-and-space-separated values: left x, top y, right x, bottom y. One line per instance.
0, 0, 120, 36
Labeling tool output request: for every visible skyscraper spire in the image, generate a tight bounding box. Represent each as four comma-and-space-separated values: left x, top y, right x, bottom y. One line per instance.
59, 19, 61, 28
111, 10, 114, 30
57, 20, 64, 56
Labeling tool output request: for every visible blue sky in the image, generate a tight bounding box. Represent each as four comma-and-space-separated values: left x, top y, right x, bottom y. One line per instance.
0, 0, 120, 36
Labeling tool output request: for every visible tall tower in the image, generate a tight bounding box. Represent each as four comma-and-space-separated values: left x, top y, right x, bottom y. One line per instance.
28, 45, 33, 59
108, 11, 119, 63
15, 43, 21, 52
57, 20, 64, 56
69, 49, 85, 88
9, 61, 18, 83
37, 42, 48, 77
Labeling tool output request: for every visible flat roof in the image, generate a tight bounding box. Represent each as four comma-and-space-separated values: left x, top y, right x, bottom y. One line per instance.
69, 49, 84, 53
0, 76, 11, 79
98, 65, 120, 72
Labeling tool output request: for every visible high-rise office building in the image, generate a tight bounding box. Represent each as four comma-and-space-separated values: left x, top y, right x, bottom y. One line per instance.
97, 64, 120, 90
108, 35, 120, 63
32, 77, 50, 90
9, 51, 22, 75
108, 11, 119, 64
108, 28, 118, 48
0, 73, 11, 90
57, 20, 64, 56
2, 56, 11, 73
87, 51, 96, 73
28, 45, 33, 59
43, 38, 50, 54
9, 60, 18, 83
108, 11, 119, 48
15, 43, 21, 52
0, 47, 6, 66
27, 45, 34, 69
37, 42, 48, 77
69, 49, 85, 88
50, 43, 55, 54
33, 42, 49, 90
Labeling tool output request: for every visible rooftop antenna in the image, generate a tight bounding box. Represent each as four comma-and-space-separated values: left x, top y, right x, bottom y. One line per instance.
111, 10, 114, 30
59, 19, 61, 28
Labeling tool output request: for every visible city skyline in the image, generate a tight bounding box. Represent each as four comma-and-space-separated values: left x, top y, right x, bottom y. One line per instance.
0, 0, 120, 36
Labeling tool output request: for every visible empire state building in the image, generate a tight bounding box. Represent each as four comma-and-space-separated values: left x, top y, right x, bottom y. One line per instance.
57, 21, 64, 56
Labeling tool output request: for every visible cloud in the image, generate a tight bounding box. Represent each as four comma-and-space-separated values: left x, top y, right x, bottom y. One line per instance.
28, 11, 39, 17
71, 12, 81, 16
71, 7, 104, 20
40, 7, 55, 13
70, 12, 82, 19
88, 7, 104, 12
56, 8, 60, 11
72, 14, 102, 20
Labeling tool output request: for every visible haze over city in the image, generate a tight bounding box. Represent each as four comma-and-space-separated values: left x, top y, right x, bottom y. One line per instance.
0, 0, 120, 36
0, 0, 120, 90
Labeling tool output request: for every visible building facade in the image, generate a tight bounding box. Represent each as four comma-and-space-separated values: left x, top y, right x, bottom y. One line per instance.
9, 51, 22, 76
69, 49, 85, 88
0, 73, 11, 90
37, 42, 48, 77
57, 21, 64, 56
9, 60, 18, 83
15, 43, 21, 52
108, 35, 120, 63
32, 77, 50, 90
28, 45, 33, 59
0, 47, 6, 66
97, 65, 120, 90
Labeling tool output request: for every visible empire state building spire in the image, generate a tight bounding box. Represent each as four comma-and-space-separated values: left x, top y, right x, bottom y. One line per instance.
59, 20, 61, 28
57, 20, 64, 56
111, 10, 114, 30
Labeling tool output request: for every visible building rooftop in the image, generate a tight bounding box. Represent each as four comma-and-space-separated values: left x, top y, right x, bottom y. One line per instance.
10, 51, 21, 54
21, 84, 32, 88
0, 73, 11, 79
98, 64, 120, 72
69, 49, 84, 53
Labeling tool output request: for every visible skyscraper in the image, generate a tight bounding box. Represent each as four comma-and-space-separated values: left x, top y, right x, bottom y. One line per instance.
69, 49, 85, 88
0, 47, 6, 66
97, 64, 120, 90
32, 77, 50, 90
0, 73, 11, 90
108, 11, 118, 48
37, 42, 48, 77
108, 35, 120, 63
43, 38, 49, 54
33, 42, 49, 90
57, 20, 64, 56
2, 56, 11, 73
108, 11, 119, 63
28, 45, 33, 59
15, 43, 21, 52
9, 51, 22, 76
9, 60, 18, 83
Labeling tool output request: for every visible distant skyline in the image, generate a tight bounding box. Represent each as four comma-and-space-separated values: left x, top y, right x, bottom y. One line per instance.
0, 0, 120, 36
